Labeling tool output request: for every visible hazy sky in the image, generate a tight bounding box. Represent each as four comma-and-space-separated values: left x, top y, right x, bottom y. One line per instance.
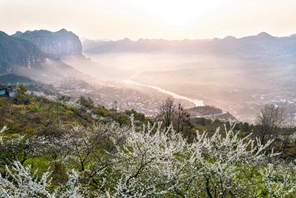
1, 0, 296, 40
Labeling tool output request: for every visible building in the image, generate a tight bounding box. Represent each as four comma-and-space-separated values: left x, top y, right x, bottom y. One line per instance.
0, 84, 18, 98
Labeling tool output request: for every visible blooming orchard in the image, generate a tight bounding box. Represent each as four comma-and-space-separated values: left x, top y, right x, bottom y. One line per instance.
0, 119, 296, 197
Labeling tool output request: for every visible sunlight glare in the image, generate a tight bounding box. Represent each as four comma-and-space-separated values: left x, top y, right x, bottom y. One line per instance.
132, 0, 216, 27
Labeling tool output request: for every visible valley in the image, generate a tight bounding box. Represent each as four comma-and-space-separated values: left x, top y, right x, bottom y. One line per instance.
2, 28, 296, 123
83, 52, 296, 123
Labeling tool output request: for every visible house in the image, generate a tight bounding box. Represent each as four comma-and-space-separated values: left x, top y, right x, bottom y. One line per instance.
0, 84, 18, 98
0, 85, 8, 96
8, 89, 18, 98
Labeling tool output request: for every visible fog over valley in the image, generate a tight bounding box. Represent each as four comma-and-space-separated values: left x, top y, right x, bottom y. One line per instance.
80, 38, 296, 123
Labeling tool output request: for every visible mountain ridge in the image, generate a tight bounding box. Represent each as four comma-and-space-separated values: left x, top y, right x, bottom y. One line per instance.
0, 31, 45, 69
84, 31, 295, 42
82, 32, 296, 57
12, 29, 82, 56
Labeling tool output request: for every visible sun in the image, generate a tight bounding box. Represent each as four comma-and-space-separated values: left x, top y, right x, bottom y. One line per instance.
153, 2, 201, 26
132, 0, 212, 27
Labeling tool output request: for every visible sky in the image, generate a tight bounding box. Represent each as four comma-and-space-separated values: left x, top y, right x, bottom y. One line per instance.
1, 0, 296, 40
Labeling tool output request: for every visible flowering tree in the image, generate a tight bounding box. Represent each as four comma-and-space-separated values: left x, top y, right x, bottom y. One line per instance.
0, 161, 82, 198
106, 120, 295, 197
0, 126, 45, 166
0, 120, 296, 198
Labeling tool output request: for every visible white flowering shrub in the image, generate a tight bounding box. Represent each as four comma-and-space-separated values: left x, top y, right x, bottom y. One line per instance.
0, 122, 296, 197
0, 126, 8, 144
0, 161, 83, 198
104, 121, 293, 198
0, 134, 46, 166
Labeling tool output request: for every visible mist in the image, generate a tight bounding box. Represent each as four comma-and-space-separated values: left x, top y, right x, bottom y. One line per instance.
68, 51, 296, 123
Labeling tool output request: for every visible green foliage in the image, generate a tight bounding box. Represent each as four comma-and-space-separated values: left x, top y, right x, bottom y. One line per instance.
125, 109, 145, 122
78, 95, 94, 108
111, 113, 131, 126
17, 84, 28, 93
14, 92, 30, 104
192, 117, 212, 126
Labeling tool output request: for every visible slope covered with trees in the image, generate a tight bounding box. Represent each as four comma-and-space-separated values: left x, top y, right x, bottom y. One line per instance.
1, 119, 296, 197
1, 88, 296, 197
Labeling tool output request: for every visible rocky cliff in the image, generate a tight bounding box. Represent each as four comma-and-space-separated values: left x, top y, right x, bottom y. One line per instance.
13, 29, 82, 56
0, 30, 93, 84
0, 31, 45, 69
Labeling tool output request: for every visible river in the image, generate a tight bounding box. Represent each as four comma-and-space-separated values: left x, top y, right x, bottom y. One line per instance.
123, 79, 204, 107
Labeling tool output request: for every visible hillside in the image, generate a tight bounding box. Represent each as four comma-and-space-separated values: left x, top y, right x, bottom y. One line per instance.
1, 86, 296, 197
0, 83, 249, 136
0, 74, 62, 95
0, 88, 148, 135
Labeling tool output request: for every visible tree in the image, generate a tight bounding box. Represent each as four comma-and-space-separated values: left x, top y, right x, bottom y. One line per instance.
78, 95, 94, 108
0, 134, 42, 165
174, 103, 193, 138
60, 123, 124, 193
158, 98, 193, 137
254, 104, 286, 144
282, 113, 296, 150
158, 97, 176, 129
0, 161, 82, 198
17, 84, 28, 93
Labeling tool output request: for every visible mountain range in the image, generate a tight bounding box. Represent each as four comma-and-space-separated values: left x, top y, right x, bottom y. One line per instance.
82, 32, 296, 58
